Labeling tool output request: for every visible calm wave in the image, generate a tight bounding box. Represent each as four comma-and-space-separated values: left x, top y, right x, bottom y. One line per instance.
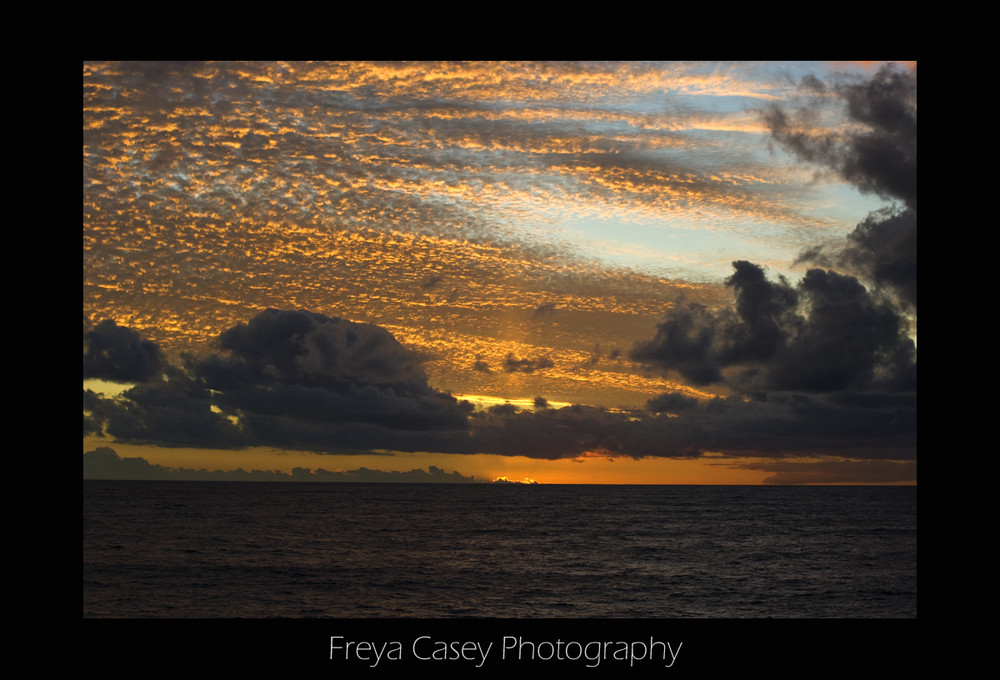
83, 481, 916, 618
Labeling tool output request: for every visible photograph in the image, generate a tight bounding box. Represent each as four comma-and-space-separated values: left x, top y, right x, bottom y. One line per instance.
83, 60, 916, 672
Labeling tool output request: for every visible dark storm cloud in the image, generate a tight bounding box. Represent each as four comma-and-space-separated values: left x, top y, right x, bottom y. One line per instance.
209, 308, 429, 389
85, 308, 914, 462
630, 261, 801, 386
92, 376, 248, 449
628, 65, 918, 465
631, 260, 915, 394
798, 206, 917, 308
84, 314, 666, 459
466, 389, 915, 461
198, 310, 474, 442
85, 310, 473, 454
83, 319, 168, 382
630, 302, 724, 385
468, 403, 705, 460
765, 63, 915, 211
646, 391, 699, 413
628, 64, 919, 464
765, 63, 916, 308
765, 268, 914, 392
700, 391, 916, 460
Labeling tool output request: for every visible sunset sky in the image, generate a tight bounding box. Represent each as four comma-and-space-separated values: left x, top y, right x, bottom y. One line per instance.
83, 61, 916, 484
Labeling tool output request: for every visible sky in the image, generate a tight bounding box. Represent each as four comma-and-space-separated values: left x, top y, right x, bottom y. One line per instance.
83, 61, 916, 484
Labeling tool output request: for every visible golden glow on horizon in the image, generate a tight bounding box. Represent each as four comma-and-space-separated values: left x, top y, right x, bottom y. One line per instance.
83, 438, 770, 485
85, 436, 914, 486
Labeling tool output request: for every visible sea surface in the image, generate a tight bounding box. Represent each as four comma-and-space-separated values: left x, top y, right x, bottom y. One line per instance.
83, 481, 916, 618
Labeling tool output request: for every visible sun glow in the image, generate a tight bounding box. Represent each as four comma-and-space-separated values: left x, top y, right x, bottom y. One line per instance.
454, 394, 573, 411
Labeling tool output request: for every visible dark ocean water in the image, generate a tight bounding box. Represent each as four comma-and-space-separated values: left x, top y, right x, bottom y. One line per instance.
83, 481, 916, 618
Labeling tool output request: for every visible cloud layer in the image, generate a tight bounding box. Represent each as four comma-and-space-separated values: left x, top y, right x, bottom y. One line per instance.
83, 61, 862, 393
85, 305, 915, 464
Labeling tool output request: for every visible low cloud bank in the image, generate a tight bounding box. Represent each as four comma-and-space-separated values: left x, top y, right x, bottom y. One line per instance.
83, 446, 482, 483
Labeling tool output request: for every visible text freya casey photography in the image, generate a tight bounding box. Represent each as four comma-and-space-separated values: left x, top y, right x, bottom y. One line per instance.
330, 635, 683, 668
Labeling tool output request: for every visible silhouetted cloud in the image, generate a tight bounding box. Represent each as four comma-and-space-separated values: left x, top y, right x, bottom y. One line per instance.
700, 391, 916, 460
206, 308, 430, 391
94, 376, 249, 449
83, 446, 483, 482
631, 260, 915, 394
646, 391, 699, 413
765, 63, 915, 211
764, 267, 915, 393
84, 319, 167, 382
502, 353, 554, 373
86, 309, 473, 454
467, 403, 705, 460
83, 446, 176, 480
620, 71, 920, 459
465, 388, 915, 461
798, 206, 916, 308
85, 307, 915, 463
765, 63, 916, 308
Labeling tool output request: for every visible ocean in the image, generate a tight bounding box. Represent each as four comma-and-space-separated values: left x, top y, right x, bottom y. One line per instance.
83, 481, 916, 619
